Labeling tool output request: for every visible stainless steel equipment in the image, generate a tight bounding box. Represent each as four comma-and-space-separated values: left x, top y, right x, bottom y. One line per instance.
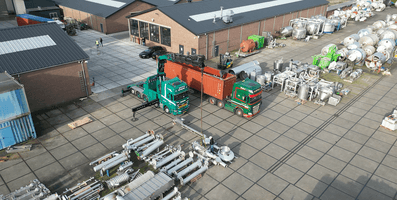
280, 26, 293, 37
274, 58, 283, 72
292, 27, 307, 39
358, 34, 379, 46
347, 48, 366, 63
365, 52, 387, 69
297, 83, 309, 101
343, 34, 360, 46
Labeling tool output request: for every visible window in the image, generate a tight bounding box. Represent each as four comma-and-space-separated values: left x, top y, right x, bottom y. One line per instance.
139, 21, 149, 39
150, 24, 159, 43
161, 27, 171, 46
191, 48, 196, 55
130, 19, 139, 36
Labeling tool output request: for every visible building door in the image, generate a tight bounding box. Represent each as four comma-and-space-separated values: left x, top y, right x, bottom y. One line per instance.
214, 45, 219, 57
191, 48, 196, 55
100, 23, 104, 33
0, 126, 16, 148
0, 0, 8, 15
179, 45, 184, 55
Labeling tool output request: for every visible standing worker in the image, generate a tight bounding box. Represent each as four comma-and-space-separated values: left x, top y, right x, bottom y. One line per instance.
100, 37, 103, 47
95, 40, 99, 48
209, 136, 214, 153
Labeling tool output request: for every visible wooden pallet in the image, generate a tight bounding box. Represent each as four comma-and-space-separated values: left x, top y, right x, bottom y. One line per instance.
68, 117, 94, 129
190, 174, 202, 184
380, 125, 395, 132
295, 99, 307, 105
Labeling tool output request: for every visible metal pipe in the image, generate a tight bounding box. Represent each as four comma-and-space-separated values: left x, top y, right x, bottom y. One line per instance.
81, 61, 89, 97
131, 135, 155, 150
167, 157, 194, 175
136, 139, 158, 152
179, 165, 208, 185
176, 161, 201, 179
93, 153, 128, 172
152, 151, 182, 169
162, 187, 179, 200
139, 139, 164, 158
89, 152, 117, 166
173, 118, 203, 137
70, 183, 101, 200
122, 134, 150, 149
162, 159, 183, 172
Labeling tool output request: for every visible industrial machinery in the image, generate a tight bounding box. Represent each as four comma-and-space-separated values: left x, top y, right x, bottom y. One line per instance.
62, 178, 104, 200
217, 53, 233, 70
312, 44, 341, 69
1, 180, 51, 200
162, 54, 262, 118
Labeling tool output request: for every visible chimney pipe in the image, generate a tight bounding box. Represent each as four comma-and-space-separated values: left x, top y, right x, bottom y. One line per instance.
220, 6, 223, 19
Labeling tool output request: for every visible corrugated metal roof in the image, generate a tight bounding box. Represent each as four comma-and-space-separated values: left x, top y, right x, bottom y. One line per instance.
0, 72, 22, 94
24, 0, 57, 9
327, 1, 355, 11
16, 14, 54, 22
54, 0, 180, 18
0, 23, 89, 75
156, 0, 329, 36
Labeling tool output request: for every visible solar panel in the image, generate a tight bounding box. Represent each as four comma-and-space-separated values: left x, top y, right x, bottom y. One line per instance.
0, 35, 56, 56
189, 0, 303, 22
85, 0, 126, 8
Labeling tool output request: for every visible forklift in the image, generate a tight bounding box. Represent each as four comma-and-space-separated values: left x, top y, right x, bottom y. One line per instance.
217, 53, 233, 70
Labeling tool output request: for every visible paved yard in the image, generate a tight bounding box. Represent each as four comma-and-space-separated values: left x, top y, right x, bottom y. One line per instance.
1, 9, 397, 200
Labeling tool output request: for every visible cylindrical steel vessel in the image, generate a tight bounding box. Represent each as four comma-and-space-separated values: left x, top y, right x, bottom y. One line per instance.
106, 173, 130, 189
256, 75, 265, 85
363, 45, 376, 56
343, 34, 360, 46
298, 84, 309, 100
378, 39, 396, 51
358, 28, 372, 37
347, 42, 360, 50
347, 48, 367, 63
358, 34, 379, 46
380, 30, 397, 40
323, 21, 335, 33
273, 59, 283, 72
321, 44, 337, 55
292, 27, 306, 39
280, 26, 293, 36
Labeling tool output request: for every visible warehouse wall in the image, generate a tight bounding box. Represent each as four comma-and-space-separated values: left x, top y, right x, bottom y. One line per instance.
129, 9, 199, 55
59, 5, 107, 33
15, 62, 91, 112
198, 4, 328, 60
107, 1, 154, 34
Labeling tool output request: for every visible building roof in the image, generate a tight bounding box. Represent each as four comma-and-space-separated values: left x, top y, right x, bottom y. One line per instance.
54, 0, 180, 18
0, 72, 22, 95
327, 1, 355, 11
0, 23, 89, 75
24, 0, 57, 9
153, 0, 329, 36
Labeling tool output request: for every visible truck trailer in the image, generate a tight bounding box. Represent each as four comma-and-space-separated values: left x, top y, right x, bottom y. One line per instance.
160, 54, 262, 118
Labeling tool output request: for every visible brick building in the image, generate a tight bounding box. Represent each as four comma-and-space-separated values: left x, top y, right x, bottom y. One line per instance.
127, 0, 329, 60
0, 23, 90, 112
54, 0, 182, 34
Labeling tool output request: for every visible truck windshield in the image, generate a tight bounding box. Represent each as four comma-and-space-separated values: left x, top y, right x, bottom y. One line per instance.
174, 92, 188, 101
250, 94, 261, 103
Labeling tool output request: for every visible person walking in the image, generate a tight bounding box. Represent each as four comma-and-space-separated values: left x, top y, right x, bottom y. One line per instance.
95, 40, 99, 48
99, 38, 103, 47
141, 37, 146, 46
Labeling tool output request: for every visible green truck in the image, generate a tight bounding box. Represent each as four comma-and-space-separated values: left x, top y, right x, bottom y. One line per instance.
121, 68, 189, 117
163, 54, 262, 118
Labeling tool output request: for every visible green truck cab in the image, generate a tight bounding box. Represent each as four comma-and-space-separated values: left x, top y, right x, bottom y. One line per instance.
122, 75, 189, 116
223, 79, 262, 118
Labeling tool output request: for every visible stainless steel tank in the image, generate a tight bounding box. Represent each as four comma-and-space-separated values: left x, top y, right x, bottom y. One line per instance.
280, 26, 293, 37
363, 45, 376, 56
380, 30, 397, 40
336, 48, 349, 59
365, 52, 387, 69
376, 46, 393, 61
321, 44, 337, 55
274, 58, 283, 72
347, 48, 367, 63
347, 42, 361, 50
372, 21, 386, 30
256, 75, 266, 85
298, 83, 309, 100
388, 24, 397, 31
358, 28, 372, 37
292, 27, 306, 39
323, 20, 335, 33
358, 34, 379, 46
106, 173, 130, 189
377, 28, 387, 37
306, 21, 320, 35
343, 34, 360, 46
264, 71, 274, 83
378, 39, 396, 51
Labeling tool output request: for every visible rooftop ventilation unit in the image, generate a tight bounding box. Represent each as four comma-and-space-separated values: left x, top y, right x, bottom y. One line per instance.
220, 7, 233, 24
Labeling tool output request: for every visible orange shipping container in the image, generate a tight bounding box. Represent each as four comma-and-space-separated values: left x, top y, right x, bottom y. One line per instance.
164, 61, 236, 100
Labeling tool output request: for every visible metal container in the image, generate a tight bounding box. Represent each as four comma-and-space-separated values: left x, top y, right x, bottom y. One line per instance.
373, 20, 386, 30
264, 71, 274, 83
363, 45, 376, 56
298, 84, 309, 100
119, 171, 155, 195
292, 27, 306, 39
388, 24, 397, 31
380, 30, 397, 40
347, 42, 361, 50
306, 21, 320, 35
256, 75, 265, 85
365, 52, 387, 69
378, 39, 396, 51
323, 20, 335, 33
343, 34, 360, 46
106, 173, 130, 189
358, 34, 379, 46
358, 28, 372, 37
347, 48, 367, 63
319, 87, 333, 101
321, 44, 337, 55
376, 46, 393, 61
229, 60, 262, 79
0, 72, 36, 150
377, 28, 387, 37
280, 26, 293, 37
273, 58, 283, 72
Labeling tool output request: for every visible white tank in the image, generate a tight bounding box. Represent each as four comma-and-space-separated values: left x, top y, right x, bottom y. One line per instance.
389, 24, 397, 31
378, 39, 396, 52
336, 48, 349, 59
380, 30, 397, 40
323, 21, 335, 33
347, 42, 361, 50
372, 20, 386, 30
365, 52, 387, 69
347, 48, 367, 63
256, 75, 265, 85
358, 28, 372, 37
280, 26, 293, 37
343, 34, 360, 46
358, 34, 379, 46
292, 27, 306, 39
377, 46, 394, 60
377, 28, 387, 37
306, 22, 320, 35
363, 45, 376, 56
321, 44, 337, 55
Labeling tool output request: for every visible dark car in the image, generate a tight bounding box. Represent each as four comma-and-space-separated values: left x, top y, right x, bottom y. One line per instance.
151, 49, 168, 59
139, 46, 165, 59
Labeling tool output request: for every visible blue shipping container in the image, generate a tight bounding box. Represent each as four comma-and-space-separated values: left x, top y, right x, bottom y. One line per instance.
16, 14, 54, 23
0, 88, 30, 122
0, 115, 36, 149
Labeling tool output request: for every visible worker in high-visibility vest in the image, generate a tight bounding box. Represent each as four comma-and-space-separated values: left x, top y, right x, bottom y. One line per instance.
95, 40, 99, 48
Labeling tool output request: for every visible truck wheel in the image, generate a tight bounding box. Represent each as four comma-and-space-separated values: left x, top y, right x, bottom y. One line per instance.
164, 106, 170, 114
239, 71, 248, 80
208, 97, 217, 105
217, 100, 225, 108
136, 92, 142, 99
235, 108, 244, 117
